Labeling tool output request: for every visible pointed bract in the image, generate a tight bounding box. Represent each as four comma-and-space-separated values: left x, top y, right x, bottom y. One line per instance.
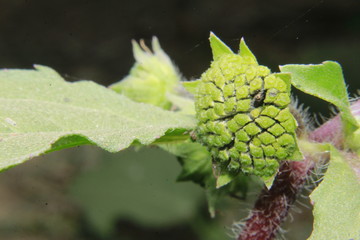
110, 37, 181, 109
274, 72, 292, 92
182, 79, 202, 96
132, 40, 148, 63
216, 172, 235, 188
209, 32, 233, 60
151, 36, 161, 52
239, 37, 258, 64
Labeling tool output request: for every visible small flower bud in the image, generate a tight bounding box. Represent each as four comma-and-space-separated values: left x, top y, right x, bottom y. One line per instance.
195, 49, 299, 178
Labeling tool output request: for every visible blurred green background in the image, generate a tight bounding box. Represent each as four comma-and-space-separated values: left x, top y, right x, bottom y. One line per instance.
0, 0, 358, 239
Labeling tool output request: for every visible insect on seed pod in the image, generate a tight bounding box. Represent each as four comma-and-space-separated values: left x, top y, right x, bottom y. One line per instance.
193, 33, 302, 180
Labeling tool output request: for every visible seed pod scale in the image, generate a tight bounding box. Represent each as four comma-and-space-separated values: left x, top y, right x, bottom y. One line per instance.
193, 33, 302, 183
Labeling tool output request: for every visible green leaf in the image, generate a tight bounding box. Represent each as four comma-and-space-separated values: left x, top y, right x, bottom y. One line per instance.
273, 72, 291, 92
206, 173, 250, 217
308, 145, 360, 240
216, 172, 237, 189
209, 32, 233, 60
109, 37, 181, 109
279, 61, 359, 136
182, 79, 201, 96
166, 93, 195, 115
70, 147, 204, 236
0, 65, 197, 171
159, 140, 218, 216
158, 140, 212, 186
159, 140, 250, 217
238, 38, 258, 64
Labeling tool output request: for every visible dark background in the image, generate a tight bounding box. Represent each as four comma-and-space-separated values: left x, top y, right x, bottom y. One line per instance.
0, 0, 359, 239
1, 0, 360, 115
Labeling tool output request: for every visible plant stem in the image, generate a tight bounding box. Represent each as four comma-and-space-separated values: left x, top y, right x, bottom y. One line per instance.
237, 157, 314, 240
237, 105, 347, 240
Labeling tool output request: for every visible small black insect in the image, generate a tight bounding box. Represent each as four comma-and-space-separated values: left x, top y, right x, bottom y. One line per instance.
252, 90, 266, 108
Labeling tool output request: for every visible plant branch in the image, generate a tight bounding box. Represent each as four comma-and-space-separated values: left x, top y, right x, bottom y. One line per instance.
237, 157, 315, 240
237, 99, 358, 240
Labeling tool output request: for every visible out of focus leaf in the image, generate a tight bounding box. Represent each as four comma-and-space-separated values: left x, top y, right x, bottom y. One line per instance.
166, 93, 195, 115
110, 37, 181, 109
159, 141, 250, 217
182, 80, 201, 96
70, 147, 204, 236
159, 141, 212, 185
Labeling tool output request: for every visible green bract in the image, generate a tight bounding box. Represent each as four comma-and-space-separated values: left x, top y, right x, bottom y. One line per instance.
110, 37, 181, 109
193, 33, 301, 178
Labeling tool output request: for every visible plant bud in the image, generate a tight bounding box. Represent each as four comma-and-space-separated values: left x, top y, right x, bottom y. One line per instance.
195, 50, 299, 178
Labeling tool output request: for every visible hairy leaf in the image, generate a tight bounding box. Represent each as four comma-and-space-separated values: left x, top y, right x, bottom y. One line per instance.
308, 146, 360, 240
0, 65, 196, 170
280, 61, 358, 136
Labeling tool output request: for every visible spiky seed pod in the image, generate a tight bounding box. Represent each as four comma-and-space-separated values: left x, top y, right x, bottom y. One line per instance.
194, 37, 301, 178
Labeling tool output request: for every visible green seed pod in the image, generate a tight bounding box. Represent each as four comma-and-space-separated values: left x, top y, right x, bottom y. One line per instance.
194, 33, 302, 180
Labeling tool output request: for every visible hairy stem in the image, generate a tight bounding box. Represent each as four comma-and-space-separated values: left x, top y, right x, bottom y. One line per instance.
237, 157, 314, 240
237, 102, 350, 240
